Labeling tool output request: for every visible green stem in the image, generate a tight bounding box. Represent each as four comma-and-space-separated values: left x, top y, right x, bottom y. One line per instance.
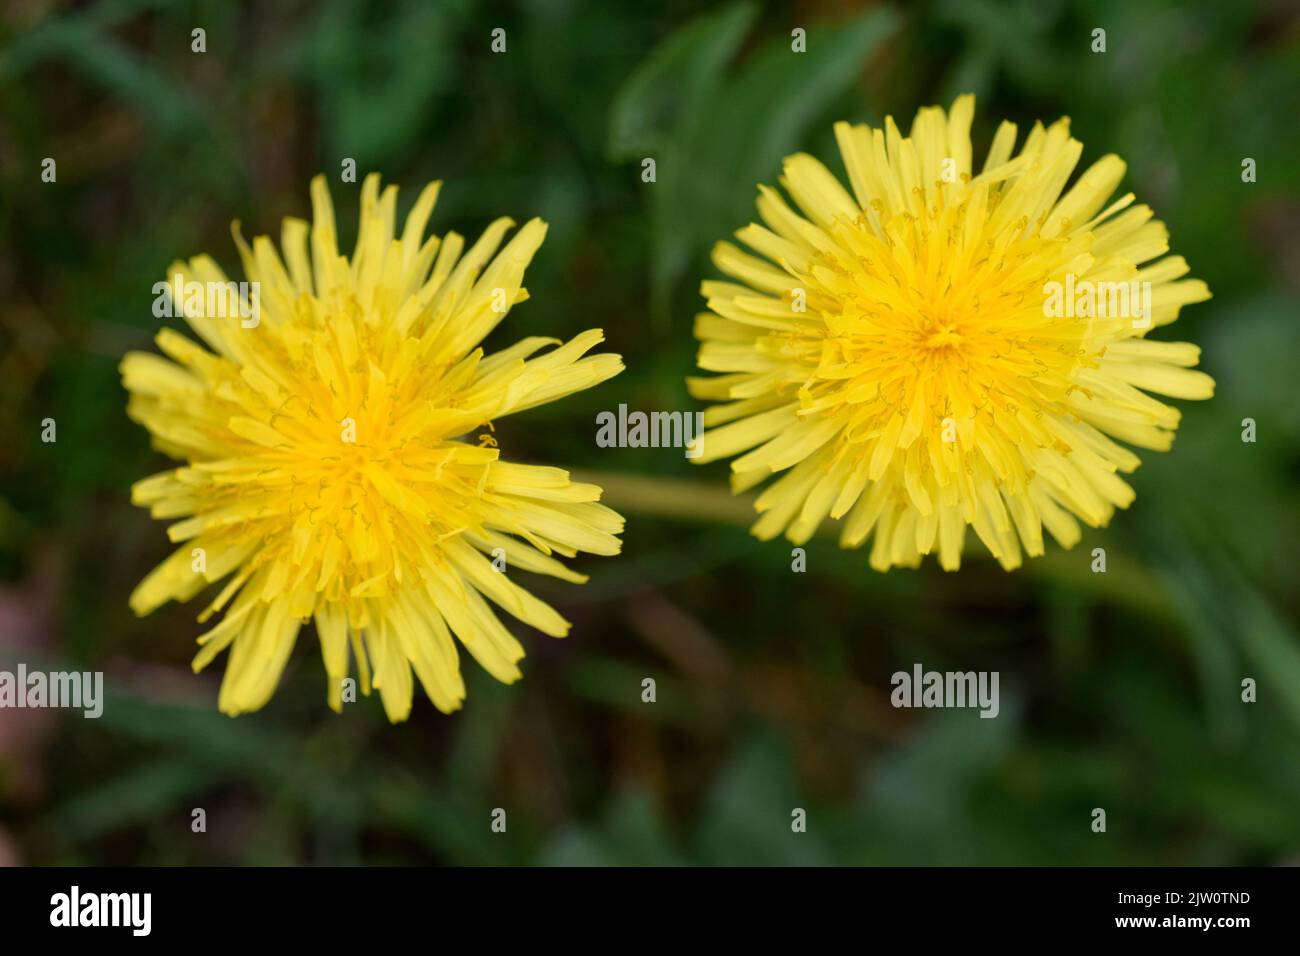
575, 468, 1182, 624
570, 469, 757, 526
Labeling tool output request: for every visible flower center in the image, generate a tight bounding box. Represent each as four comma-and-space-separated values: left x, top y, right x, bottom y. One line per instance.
921, 322, 963, 350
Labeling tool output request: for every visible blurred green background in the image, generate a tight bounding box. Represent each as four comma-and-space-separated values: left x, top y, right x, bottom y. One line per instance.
1, 0, 1298, 866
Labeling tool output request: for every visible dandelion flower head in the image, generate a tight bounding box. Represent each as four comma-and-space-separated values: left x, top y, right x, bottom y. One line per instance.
690, 95, 1213, 571
123, 174, 623, 720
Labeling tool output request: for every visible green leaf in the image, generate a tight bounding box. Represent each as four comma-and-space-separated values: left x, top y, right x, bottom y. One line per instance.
694, 731, 829, 865
1233, 575, 1300, 736
607, 2, 756, 161
48, 760, 223, 842
541, 790, 684, 866
609, 4, 900, 320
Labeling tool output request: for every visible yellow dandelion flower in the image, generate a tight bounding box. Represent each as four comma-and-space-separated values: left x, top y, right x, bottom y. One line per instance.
689, 94, 1213, 572
122, 174, 624, 721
